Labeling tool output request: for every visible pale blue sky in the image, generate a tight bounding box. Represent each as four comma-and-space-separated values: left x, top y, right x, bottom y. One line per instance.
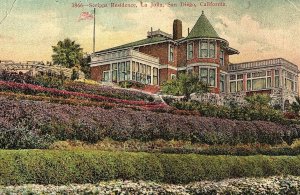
0, 0, 300, 65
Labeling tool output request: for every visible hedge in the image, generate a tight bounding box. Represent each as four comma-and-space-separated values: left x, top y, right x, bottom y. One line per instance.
1, 97, 300, 148
1, 150, 300, 185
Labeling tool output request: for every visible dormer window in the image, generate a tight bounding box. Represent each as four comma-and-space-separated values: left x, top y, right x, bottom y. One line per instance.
187, 43, 193, 59
199, 40, 216, 58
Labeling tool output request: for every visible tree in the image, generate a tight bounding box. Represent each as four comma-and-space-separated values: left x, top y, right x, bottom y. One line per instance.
162, 73, 209, 101
291, 96, 300, 115
79, 54, 91, 79
52, 38, 83, 68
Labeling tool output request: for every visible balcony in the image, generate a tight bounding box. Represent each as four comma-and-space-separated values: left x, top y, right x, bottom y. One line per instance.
91, 49, 159, 65
229, 58, 298, 72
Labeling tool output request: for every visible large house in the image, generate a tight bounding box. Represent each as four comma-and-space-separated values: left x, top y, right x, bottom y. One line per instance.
90, 11, 299, 108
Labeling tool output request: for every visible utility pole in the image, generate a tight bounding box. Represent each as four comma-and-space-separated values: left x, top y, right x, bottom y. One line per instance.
93, 8, 96, 56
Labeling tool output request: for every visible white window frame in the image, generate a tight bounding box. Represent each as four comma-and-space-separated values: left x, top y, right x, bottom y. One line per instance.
103, 71, 110, 82
169, 44, 174, 62
199, 67, 217, 87
187, 42, 194, 60
199, 40, 216, 59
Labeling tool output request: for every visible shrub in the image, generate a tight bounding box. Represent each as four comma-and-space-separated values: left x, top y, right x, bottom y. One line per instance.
0, 127, 54, 149
0, 150, 300, 185
1, 97, 299, 147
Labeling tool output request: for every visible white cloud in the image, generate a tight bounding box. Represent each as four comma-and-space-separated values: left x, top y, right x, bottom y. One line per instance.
215, 15, 300, 65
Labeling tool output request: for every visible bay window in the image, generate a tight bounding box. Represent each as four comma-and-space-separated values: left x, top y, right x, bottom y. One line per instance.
220, 50, 224, 66
199, 40, 216, 58
187, 43, 193, 59
200, 67, 216, 87
220, 74, 225, 92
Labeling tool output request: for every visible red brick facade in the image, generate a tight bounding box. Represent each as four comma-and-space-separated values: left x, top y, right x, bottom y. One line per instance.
91, 64, 110, 82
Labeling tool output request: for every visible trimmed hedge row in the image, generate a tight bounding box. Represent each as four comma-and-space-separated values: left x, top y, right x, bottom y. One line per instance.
1, 150, 300, 185
1, 97, 300, 147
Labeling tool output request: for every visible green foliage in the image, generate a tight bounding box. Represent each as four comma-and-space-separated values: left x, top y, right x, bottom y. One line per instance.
52, 38, 83, 68
162, 74, 209, 100
291, 96, 300, 115
1, 150, 300, 185
245, 94, 272, 110
79, 55, 91, 79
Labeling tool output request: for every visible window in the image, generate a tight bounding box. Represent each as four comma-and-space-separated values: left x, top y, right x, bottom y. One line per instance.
200, 68, 216, 87
132, 61, 136, 80
187, 43, 193, 59
252, 78, 266, 90
209, 42, 215, 58
169, 46, 174, 62
230, 82, 236, 93
118, 62, 126, 81
229, 74, 244, 92
200, 41, 208, 58
112, 63, 117, 82
220, 50, 224, 66
125, 61, 130, 80
146, 65, 151, 84
103, 71, 109, 82
246, 70, 272, 91
153, 68, 158, 85
200, 68, 208, 83
209, 69, 216, 86
275, 70, 279, 88
220, 74, 225, 93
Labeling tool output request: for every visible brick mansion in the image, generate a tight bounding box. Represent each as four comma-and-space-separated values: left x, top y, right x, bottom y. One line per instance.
90, 11, 299, 108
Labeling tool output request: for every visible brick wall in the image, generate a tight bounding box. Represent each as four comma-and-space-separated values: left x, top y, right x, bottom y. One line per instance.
138, 43, 169, 65
90, 64, 110, 82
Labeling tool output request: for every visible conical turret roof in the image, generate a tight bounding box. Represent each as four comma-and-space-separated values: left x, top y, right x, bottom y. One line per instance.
187, 11, 219, 39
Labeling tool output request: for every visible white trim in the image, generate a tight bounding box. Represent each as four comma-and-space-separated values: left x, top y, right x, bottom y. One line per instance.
159, 65, 177, 70
187, 62, 219, 68
187, 42, 194, 60
198, 39, 216, 59
199, 67, 217, 88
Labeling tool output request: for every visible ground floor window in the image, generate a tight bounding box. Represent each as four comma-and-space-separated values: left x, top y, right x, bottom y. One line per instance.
229, 74, 243, 93
220, 74, 225, 92
153, 68, 158, 85
200, 67, 216, 87
103, 71, 109, 82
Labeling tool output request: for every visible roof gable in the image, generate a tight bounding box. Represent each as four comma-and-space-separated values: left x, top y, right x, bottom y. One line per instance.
186, 11, 219, 39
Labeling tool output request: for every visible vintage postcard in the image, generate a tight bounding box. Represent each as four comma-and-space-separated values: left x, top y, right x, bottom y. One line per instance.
1, 0, 300, 194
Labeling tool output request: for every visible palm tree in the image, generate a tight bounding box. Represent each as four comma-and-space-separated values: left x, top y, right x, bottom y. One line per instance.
52, 38, 83, 68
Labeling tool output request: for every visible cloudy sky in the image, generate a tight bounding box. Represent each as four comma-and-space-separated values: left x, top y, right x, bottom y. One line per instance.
0, 0, 300, 66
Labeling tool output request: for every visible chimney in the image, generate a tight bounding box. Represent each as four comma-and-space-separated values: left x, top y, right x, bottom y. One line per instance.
173, 19, 182, 40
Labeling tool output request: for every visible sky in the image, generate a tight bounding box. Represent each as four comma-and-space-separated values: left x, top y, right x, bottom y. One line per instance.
0, 0, 300, 66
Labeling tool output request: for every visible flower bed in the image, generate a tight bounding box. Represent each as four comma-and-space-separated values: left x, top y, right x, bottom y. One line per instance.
1, 97, 299, 147
0, 71, 155, 102
0, 80, 164, 107
1, 176, 300, 194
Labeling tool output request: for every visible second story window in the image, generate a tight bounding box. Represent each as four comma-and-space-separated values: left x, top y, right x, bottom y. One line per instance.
200, 40, 216, 58
187, 43, 193, 59
200, 41, 208, 58
169, 46, 174, 62
209, 42, 215, 58
220, 50, 224, 66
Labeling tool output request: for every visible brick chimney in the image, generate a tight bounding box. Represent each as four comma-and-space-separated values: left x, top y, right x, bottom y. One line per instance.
173, 19, 182, 40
